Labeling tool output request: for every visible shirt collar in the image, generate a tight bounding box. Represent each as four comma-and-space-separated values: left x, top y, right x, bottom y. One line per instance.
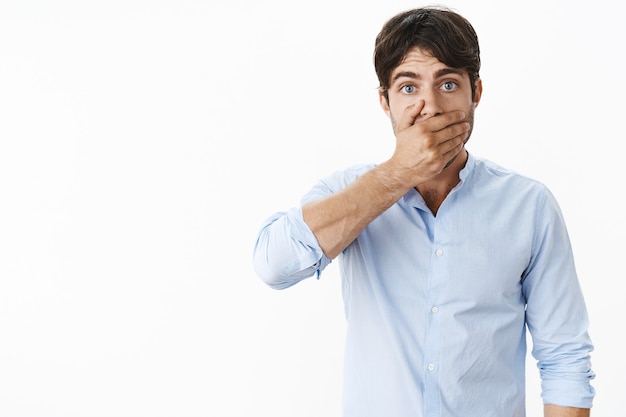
459, 151, 475, 182
402, 151, 476, 209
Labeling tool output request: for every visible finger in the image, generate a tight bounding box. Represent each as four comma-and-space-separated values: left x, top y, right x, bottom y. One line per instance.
426, 110, 467, 132
440, 132, 467, 156
442, 143, 465, 169
445, 121, 471, 140
430, 120, 469, 148
395, 100, 425, 131
439, 125, 471, 166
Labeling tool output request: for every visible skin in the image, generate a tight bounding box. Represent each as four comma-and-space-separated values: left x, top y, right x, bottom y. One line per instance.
545, 404, 590, 417
378, 47, 480, 215
302, 47, 475, 258
302, 47, 590, 416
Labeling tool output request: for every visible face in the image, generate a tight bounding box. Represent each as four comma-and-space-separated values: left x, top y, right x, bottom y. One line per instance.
380, 47, 482, 140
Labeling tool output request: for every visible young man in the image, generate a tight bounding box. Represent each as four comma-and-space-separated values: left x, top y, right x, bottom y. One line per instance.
253, 7, 595, 417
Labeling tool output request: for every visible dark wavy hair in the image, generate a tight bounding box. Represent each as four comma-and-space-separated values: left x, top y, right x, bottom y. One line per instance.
374, 7, 481, 101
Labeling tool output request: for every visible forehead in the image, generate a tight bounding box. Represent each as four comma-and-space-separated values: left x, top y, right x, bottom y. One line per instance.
399, 47, 442, 66
391, 46, 467, 80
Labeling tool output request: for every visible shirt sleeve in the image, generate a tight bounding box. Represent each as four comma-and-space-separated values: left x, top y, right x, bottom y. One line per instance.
522, 186, 596, 408
252, 207, 331, 289
252, 163, 373, 290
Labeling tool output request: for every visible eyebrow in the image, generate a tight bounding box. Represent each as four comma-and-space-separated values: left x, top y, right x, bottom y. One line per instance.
391, 68, 465, 83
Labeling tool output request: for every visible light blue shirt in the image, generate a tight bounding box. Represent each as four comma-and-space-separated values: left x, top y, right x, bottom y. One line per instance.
253, 153, 595, 417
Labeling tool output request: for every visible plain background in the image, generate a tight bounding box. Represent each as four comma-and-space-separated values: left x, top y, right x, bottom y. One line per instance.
0, 0, 623, 416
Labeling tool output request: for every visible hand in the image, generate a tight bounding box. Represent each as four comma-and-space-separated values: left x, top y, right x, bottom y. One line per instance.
389, 100, 470, 187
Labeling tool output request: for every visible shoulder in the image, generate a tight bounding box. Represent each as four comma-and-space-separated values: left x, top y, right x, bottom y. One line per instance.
315, 162, 377, 191
300, 163, 376, 204
466, 154, 564, 214
470, 154, 549, 194
324, 163, 377, 185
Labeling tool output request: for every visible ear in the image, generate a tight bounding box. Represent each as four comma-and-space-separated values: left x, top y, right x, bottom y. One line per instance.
378, 89, 391, 118
472, 78, 483, 108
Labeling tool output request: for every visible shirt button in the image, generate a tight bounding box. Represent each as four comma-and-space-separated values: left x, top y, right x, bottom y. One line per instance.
435, 249, 443, 256
427, 363, 436, 371
431, 306, 439, 313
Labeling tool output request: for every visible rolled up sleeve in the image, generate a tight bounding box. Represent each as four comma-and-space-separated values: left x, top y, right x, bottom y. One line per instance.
523, 188, 596, 408
253, 207, 331, 289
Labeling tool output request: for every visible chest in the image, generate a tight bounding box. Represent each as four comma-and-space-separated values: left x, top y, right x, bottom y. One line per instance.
347, 200, 533, 304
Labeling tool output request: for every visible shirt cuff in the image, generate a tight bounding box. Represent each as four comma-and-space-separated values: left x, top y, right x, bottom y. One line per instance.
541, 375, 595, 408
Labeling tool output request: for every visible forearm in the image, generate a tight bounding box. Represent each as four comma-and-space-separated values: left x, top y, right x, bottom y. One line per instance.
544, 404, 590, 417
302, 161, 411, 259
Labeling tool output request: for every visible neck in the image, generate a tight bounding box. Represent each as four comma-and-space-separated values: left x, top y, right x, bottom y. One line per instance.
415, 150, 468, 215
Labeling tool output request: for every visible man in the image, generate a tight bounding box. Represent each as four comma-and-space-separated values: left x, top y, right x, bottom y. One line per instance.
253, 6, 595, 417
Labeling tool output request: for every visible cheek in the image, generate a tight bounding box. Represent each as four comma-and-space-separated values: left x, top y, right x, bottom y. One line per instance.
464, 107, 476, 141
385, 109, 401, 134
390, 112, 398, 131
387, 92, 416, 109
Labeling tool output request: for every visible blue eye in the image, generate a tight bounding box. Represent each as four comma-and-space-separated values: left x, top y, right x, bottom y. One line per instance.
442, 81, 457, 91
401, 85, 416, 94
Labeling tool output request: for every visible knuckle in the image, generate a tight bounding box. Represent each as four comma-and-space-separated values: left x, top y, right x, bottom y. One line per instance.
425, 148, 439, 161
422, 134, 436, 148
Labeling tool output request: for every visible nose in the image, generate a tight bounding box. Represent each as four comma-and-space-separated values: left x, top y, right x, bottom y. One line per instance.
419, 88, 444, 118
